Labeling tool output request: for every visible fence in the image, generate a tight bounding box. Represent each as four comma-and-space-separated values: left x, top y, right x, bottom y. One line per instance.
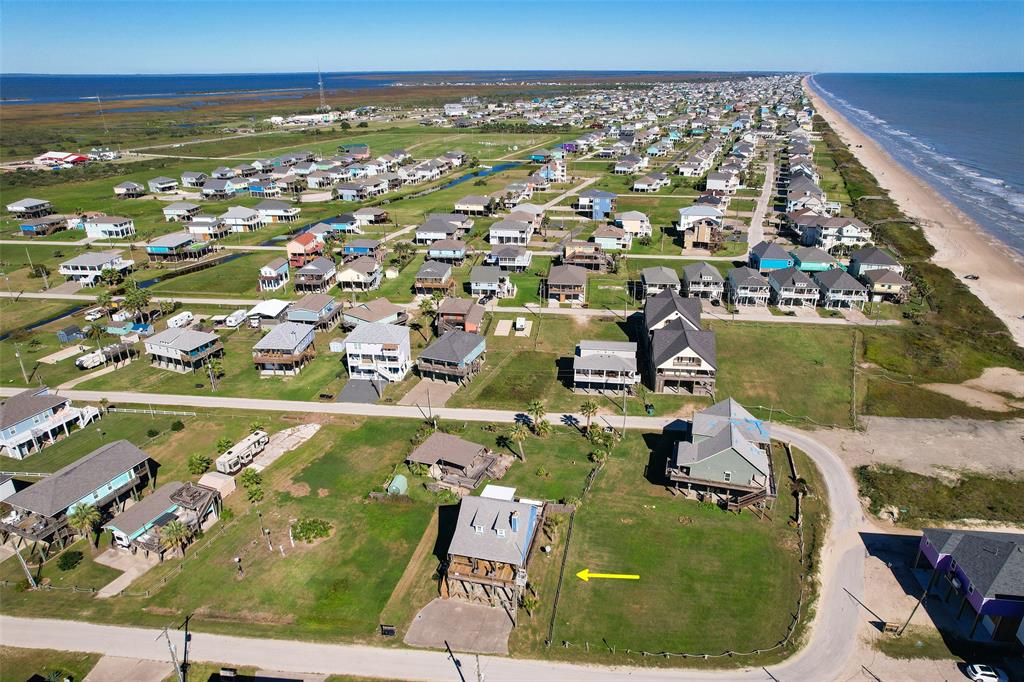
547, 442, 814, 662
108, 407, 197, 417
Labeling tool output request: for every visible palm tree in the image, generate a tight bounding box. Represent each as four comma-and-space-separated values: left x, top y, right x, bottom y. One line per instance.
95, 290, 113, 320
159, 520, 191, 558
534, 418, 552, 438
67, 504, 101, 547
409, 319, 428, 342
123, 279, 152, 322
507, 423, 529, 462
521, 594, 539, 618
579, 400, 599, 433
526, 400, 545, 433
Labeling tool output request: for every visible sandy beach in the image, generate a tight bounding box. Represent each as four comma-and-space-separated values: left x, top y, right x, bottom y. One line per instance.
804, 77, 1024, 349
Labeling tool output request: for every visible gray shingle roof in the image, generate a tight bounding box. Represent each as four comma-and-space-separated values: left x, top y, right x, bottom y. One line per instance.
0, 388, 67, 430
851, 246, 899, 266
548, 264, 588, 286
769, 266, 816, 289
416, 260, 452, 279
694, 398, 771, 445
644, 289, 702, 332
253, 322, 315, 351
922, 528, 1024, 599
673, 424, 769, 476
147, 327, 219, 352
728, 266, 770, 288
419, 330, 484, 364
814, 268, 867, 291
6, 440, 150, 517
470, 265, 502, 284
750, 241, 792, 262
650, 321, 716, 368
447, 496, 538, 567
407, 431, 485, 468
641, 266, 680, 288
345, 322, 408, 345
683, 261, 724, 283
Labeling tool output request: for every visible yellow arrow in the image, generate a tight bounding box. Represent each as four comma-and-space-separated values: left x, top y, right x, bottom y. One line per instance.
576, 568, 640, 582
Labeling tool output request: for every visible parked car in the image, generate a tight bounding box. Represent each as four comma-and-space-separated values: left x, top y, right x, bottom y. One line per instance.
83, 307, 104, 322
965, 664, 1008, 682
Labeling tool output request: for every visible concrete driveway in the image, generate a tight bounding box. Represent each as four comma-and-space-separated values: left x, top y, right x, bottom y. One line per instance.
404, 598, 513, 654
84, 656, 171, 682
398, 379, 460, 408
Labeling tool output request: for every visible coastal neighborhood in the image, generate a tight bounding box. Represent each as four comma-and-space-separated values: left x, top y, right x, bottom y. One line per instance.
0, 39, 1022, 682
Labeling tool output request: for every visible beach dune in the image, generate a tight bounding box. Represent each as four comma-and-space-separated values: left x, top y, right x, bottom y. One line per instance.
804, 77, 1024, 349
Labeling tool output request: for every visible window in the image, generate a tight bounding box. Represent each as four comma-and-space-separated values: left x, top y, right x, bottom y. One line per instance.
950, 559, 957, 571
723, 471, 732, 483
473, 525, 484, 534
497, 529, 506, 537
968, 585, 974, 595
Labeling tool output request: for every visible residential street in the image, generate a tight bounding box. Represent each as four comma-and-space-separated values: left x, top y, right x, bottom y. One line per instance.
745, 146, 775, 256
0, 412, 867, 682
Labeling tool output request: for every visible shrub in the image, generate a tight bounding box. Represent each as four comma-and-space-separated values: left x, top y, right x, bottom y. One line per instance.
170, 420, 185, 432
239, 468, 262, 489
216, 437, 233, 453
291, 517, 332, 543
187, 453, 212, 475
246, 485, 264, 503
220, 507, 235, 522
57, 551, 83, 572
146, 428, 160, 438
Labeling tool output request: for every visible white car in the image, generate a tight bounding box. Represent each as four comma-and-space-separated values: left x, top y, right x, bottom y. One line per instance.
965, 664, 1008, 682
83, 307, 104, 322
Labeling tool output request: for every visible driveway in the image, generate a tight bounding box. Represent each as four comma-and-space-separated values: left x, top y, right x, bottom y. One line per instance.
404, 598, 514, 655
84, 655, 171, 682
398, 379, 460, 408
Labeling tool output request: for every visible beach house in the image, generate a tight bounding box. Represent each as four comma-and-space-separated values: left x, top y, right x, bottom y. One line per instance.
0, 387, 100, 460
344, 323, 412, 383
252, 322, 317, 376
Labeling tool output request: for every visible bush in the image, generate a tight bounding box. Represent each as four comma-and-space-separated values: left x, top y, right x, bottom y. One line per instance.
220, 507, 235, 522
216, 437, 233, 453
187, 452, 212, 475
291, 517, 332, 543
246, 485, 264, 503
146, 428, 160, 438
57, 551, 83, 572
170, 420, 185, 432
239, 468, 262, 488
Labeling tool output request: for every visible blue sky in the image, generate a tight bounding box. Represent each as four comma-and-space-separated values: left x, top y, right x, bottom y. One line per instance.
2, 0, 1021, 74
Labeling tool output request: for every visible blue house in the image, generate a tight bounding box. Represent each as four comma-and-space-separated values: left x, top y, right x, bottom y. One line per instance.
342, 238, 383, 260
286, 293, 342, 330
0, 440, 152, 548
0, 387, 100, 460
576, 189, 617, 220
56, 325, 85, 345
427, 239, 468, 263
790, 247, 839, 273
749, 241, 795, 273
529, 150, 551, 163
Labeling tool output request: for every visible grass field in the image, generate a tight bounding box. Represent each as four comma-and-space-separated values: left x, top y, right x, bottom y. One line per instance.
0, 646, 101, 682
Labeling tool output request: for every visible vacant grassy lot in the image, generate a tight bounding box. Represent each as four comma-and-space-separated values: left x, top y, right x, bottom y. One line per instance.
145, 252, 268, 298
0, 646, 101, 682
508, 439, 828, 668
0, 297, 81, 336
855, 465, 1024, 526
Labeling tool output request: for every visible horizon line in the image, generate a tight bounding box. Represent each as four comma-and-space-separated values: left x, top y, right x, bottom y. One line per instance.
3, 69, 1022, 78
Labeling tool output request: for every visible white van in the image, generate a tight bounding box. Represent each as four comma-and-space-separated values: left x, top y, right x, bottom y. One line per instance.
224, 309, 247, 328
166, 311, 194, 329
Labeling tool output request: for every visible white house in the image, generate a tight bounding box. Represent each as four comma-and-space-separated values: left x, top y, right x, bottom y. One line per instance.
84, 216, 135, 240
58, 250, 134, 286
220, 206, 264, 232
344, 323, 412, 383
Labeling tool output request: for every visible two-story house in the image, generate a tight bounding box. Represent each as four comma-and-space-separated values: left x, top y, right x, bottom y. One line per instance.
469, 266, 516, 300
252, 321, 317, 376
414, 260, 455, 295
0, 440, 154, 550
545, 264, 588, 304
293, 256, 337, 294
0, 387, 100, 460
286, 293, 341, 330
336, 256, 382, 291
417, 330, 486, 384
727, 267, 771, 306
146, 232, 212, 263
58, 250, 134, 286
84, 215, 136, 240
572, 340, 639, 393
344, 322, 412, 383
258, 257, 290, 292
682, 262, 725, 301
144, 327, 224, 373
286, 233, 324, 268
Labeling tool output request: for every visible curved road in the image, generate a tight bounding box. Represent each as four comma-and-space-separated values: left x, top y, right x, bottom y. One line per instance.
0, 392, 867, 681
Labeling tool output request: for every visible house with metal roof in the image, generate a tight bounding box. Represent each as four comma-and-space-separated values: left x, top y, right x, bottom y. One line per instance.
162, 201, 201, 222
340, 298, 407, 329
0, 387, 100, 460
58, 250, 134, 286
6, 197, 54, 219
0, 440, 153, 552
572, 340, 639, 393
344, 322, 411, 383
144, 327, 223, 373
146, 232, 212, 263
417, 330, 486, 384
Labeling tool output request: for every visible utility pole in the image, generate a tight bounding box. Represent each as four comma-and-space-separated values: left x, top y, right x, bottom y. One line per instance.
13, 344, 29, 383
157, 628, 184, 682
177, 613, 193, 682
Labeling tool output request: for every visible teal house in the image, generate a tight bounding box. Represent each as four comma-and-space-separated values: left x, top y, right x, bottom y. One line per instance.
790, 247, 839, 273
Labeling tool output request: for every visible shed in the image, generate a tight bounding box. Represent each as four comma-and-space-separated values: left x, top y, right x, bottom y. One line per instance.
198, 471, 236, 498
387, 474, 409, 496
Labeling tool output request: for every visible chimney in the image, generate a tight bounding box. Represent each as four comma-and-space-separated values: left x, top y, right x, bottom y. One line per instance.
510, 511, 519, 534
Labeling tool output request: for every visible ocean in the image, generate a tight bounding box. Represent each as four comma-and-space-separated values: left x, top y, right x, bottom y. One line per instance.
810, 73, 1024, 256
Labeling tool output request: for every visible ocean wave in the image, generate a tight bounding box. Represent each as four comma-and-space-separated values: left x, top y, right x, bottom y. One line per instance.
812, 75, 1024, 251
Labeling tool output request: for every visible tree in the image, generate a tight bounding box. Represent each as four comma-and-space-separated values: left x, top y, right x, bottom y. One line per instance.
159, 519, 191, 558
99, 267, 122, 287
122, 278, 152, 322
249, 421, 264, 433
579, 400, 599, 433
239, 468, 262, 488
207, 357, 225, 379
67, 504, 101, 547
418, 296, 437, 320
158, 299, 176, 317
187, 452, 212, 475
409, 319, 428, 342
339, 121, 351, 130
521, 594, 539, 618
534, 418, 552, 438
216, 437, 233, 453
507, 423, 529, 462
95, 290, 113, 319
526, 400, 545, 433
99, 398, 110, 414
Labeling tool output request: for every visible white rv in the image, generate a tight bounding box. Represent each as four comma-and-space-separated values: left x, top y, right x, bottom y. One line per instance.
215, 430, 270, 474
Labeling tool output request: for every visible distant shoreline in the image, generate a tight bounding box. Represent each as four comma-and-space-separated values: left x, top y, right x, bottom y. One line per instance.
804, 76, 1024, 348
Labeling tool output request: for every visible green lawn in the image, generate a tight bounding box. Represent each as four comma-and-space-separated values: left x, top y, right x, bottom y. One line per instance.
0, 646, 101, 682
145, 252, 268, 298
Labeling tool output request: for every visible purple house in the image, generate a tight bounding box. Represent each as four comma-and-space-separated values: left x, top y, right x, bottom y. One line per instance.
560, 142, 579, 154
916, 528, 1024, 642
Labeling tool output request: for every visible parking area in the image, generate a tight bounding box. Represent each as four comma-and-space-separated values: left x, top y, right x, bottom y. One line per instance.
404, 597, 514, 654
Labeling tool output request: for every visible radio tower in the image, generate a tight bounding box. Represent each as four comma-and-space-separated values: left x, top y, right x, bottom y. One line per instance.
316, 61, 329, 112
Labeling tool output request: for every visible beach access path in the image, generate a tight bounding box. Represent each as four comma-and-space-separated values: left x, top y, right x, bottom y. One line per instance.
804, 77, 1024, 348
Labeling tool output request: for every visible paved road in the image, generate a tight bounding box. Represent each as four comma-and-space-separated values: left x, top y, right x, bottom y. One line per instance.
746, 146, 775, 256
0, 411, 866, 682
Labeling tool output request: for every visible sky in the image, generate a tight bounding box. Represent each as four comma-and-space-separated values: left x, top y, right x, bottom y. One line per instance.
1, 0, 1022, 74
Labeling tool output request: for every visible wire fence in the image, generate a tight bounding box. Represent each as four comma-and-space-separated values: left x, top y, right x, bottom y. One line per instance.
546, 442, 814, 663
